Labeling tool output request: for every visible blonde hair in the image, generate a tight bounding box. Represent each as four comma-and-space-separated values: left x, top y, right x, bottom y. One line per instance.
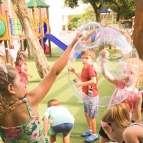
47, 99, 60, 107
81, 49, 96, 60
101, 103, 130, 128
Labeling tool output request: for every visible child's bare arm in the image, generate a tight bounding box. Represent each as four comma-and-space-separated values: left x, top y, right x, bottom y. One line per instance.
21, 64, 32, 78
99, 49, 120, 86
75, 76, 96, 88
43, 117, 49, 136
69, 67, 82, 80
28, 33, 83, 105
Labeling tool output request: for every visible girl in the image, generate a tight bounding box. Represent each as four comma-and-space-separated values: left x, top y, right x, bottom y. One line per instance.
101, 103, 143, 143
98, 49, 143, 143
15, 49, 32, 85
0, 33, 82, 143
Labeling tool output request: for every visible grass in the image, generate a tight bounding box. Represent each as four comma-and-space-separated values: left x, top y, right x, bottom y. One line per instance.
0, 47, 116, 143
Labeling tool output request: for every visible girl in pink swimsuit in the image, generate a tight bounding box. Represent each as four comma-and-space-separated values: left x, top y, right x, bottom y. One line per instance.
98, 49, 143, 143
15, 50, 32, 85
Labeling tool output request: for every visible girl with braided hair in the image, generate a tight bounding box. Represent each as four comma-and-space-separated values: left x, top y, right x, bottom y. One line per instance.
0, 33, 82, 143
15, 49, 32, 85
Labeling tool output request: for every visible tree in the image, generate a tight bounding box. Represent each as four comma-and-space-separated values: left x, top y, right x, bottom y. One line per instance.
133, 0, 143, 59
64, 0, 135, 22
68, 14, 82, 29
11, 0, 50, 78
64, 0, 102, 22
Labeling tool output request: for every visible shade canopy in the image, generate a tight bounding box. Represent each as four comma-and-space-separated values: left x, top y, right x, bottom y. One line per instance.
27, 0, 50, 8
100, 7, 110, 13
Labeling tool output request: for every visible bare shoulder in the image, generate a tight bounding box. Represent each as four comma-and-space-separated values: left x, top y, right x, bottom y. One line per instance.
123, 125, 143, 143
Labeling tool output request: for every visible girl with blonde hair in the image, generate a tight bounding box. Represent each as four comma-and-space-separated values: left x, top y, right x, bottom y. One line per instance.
101, 103, 143, 143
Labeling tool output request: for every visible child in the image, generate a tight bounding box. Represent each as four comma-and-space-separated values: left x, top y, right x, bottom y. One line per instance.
0, 52, 6, 64
15, 49, 32, 85
101, 103, 143, 143
6, 45, 17, 66
0, 33, 82, 143
98, 49, 143, 143
43, 99, 74, 143
69, 49, 99, 142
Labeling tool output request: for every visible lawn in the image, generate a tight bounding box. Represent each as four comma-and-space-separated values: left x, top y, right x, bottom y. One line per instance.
0, 47, 116, 143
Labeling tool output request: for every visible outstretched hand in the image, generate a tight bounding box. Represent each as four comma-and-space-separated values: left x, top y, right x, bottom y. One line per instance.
99, 49, 109, 59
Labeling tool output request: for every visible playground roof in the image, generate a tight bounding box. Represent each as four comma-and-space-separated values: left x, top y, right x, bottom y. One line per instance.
27, 0, 50, 8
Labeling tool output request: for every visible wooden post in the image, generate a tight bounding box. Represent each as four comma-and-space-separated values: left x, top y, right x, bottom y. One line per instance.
46, 7, 52, 57
39, 7, 44, 51
133, 0, 143, 59
0, 2, 3, 14
5, 10, 11, 64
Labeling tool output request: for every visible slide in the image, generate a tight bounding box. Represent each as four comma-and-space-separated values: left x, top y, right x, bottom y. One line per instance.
44, 34, 68, 51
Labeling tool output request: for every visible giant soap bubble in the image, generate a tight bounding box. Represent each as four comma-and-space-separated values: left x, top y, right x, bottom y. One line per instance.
67, 22, 141, 107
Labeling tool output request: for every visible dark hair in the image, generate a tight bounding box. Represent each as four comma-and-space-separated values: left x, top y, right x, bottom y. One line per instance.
0, 65, 17, 94
15, 50, 26, 66
47, 99, 59, 107
81, 49, 95, 60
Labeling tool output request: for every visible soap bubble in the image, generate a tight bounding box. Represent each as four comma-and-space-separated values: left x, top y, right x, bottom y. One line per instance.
67, 22, 140, 107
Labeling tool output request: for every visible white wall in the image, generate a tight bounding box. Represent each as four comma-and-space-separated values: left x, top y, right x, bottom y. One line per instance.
45, 0, 63, 37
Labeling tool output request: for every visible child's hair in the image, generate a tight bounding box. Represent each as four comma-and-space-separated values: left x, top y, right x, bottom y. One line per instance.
0, 65, 19, 118
47, 99, 60, 107
15, 50, 26, 66
10, 45, 14, 49
81, 49, 95, 60
101, 103, 130, 128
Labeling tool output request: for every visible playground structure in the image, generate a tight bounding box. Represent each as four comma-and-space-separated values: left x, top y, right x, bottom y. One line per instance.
0, 0, 69, 64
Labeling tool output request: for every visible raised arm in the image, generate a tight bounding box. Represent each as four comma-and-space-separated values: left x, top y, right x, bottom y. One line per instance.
69, 67, 82, 80
98, 49, 120, 86
28, 33, 82, 105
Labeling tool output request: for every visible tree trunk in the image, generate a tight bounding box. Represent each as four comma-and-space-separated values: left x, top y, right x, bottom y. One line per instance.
133, 0, 143, 59
90, 3, 102, 22
11, 0, 50, 78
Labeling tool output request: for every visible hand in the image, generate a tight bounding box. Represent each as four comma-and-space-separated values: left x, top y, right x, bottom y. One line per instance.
68, 67, 76, 73
99, 49, 109, 59
71, 33, 83, 45
75, 82, 82, 88
29, 74, 33, 78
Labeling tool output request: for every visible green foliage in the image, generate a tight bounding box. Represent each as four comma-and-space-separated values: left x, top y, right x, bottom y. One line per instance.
68, 14, 83, 29
64, 0, 135, 22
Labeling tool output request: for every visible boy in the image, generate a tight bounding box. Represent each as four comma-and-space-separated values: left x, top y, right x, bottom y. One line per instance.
43, 99, 74, 143
69, 49, 99, 142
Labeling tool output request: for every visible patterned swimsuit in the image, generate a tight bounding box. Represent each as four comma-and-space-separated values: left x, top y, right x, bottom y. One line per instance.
0, 98, 49, 143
